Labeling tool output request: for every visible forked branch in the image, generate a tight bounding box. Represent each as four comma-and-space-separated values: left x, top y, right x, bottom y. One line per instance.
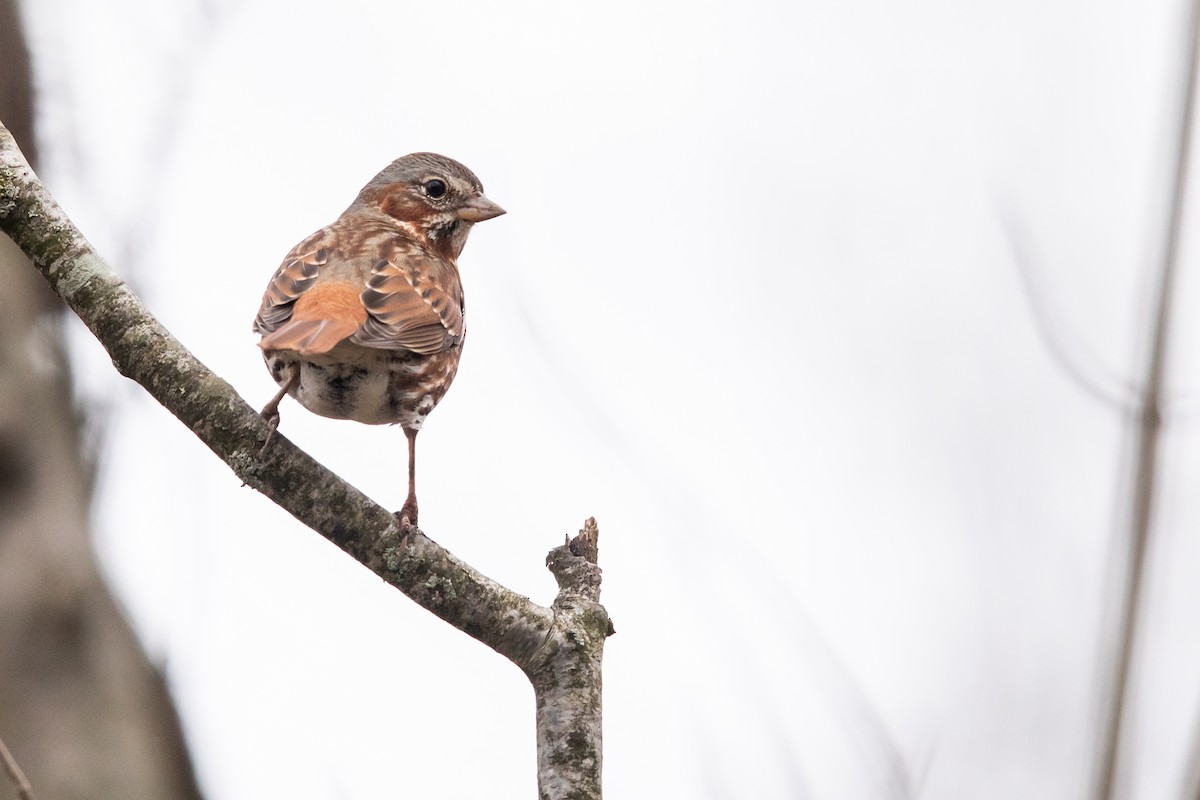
0, 121, 612, 800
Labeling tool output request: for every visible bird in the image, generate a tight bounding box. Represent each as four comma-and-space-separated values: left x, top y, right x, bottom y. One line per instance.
253, 152, 505, 528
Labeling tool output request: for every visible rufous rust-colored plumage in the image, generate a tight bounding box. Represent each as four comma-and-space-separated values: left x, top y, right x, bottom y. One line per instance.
254, 153, 504, 526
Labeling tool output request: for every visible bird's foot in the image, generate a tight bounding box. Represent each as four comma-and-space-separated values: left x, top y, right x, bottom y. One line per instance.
257, 370, 297, 458
395, 499, 419, 536
257, 408, 281, 459
394, 514, 419, 544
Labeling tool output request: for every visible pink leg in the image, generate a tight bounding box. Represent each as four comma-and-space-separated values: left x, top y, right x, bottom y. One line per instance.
258, 365, 299, 457
397, 428, 419, 528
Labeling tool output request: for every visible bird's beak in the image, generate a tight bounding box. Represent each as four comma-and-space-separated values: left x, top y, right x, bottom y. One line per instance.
456, 194, 506, 222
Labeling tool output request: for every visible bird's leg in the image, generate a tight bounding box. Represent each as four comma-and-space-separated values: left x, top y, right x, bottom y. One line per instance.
397, 428, 419, 530
258, 365, 299, 457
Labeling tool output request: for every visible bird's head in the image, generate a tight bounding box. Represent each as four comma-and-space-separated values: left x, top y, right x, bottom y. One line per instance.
357, 152, 505, 261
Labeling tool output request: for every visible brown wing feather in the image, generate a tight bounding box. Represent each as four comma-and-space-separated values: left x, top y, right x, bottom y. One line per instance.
352, 241, 464, 355
258, 282, 367, 354
253, 230, 331, 335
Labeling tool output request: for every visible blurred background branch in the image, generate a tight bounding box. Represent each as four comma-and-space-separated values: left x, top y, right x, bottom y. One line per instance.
998, 205, 1138, 413
1091, 1, 1200, 797
0, 1, 203, 798
0, 734, 35, 800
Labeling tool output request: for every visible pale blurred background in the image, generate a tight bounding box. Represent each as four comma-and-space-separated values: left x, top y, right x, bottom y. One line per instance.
3, 0, 1200, 798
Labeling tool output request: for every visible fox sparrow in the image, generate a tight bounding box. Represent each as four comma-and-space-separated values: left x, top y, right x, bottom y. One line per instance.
253, 152, 505, 526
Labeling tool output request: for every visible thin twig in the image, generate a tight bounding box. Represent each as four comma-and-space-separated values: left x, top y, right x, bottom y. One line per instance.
1091, 1, 1200, 797
0, 735, 34, 800
997, 204, 1137, 413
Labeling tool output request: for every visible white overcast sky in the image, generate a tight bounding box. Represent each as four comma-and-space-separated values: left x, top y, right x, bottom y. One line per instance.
19, 0, 1200, 797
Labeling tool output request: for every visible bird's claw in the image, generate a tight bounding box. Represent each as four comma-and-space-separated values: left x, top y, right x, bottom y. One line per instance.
394, 511, 418, 542
258, 410, 281, 459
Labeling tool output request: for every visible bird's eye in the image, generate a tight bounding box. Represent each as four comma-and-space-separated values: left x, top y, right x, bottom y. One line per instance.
423, 179, 447, 199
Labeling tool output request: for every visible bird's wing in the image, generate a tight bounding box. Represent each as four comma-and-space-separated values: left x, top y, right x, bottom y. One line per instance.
351, 239, 464, 355
254, 229, 367, 355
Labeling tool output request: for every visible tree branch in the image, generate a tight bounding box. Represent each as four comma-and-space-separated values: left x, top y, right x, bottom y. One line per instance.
0, 120, 612, 798
0, 734, 34, 800
535, 519, 612, 799
1091, 1, 1200, 797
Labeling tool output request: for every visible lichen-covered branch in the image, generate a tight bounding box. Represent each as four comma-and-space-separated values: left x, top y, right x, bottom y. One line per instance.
532, 519, 612, 800
0, 121, 550, 666
0, 120, 613, 798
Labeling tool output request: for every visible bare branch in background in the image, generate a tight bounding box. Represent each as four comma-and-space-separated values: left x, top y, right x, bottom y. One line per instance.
0, 735, 34, 800
0, 3, 205, 798
997, 204, 1138, 413
1183, 707, 1200, 800
0, 122, 613, 800
1090, 1, 1200, 797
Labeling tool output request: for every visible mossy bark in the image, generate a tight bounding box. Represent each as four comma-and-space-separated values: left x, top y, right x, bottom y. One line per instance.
0, 121, 613, 799
534, 520, 611, 800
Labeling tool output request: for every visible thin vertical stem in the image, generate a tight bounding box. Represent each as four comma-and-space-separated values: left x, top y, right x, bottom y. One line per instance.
1091, 2, 1200, 797
0, 735, 34, 800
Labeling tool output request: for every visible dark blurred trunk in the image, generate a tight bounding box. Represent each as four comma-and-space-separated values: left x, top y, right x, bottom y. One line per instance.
0, 1, 203, 797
